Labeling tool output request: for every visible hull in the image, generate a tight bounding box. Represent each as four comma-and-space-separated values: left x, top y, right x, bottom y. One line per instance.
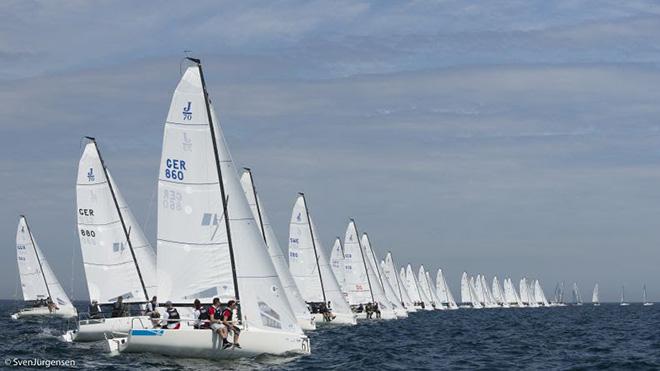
394, 307, 408, 318
643, 303, 654, 306
62, 316, 152, 342
11, 306, 77, 320
311, 312, 357, 325
107, 326, 310, 359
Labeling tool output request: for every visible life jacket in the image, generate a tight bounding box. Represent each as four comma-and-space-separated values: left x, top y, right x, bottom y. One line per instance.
212, 306, 223, 320
166, 307, 180, 321
222, 308, 233, 321
197, 306, 210, 321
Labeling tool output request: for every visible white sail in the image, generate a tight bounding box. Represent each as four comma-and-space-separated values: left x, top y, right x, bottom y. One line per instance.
156, 64, 300, 333
436, 269, 458, 309
534, 280, 549, 306
520, 278, 530, 305
240, 171, 315, 330
76, 140, 156, 304
573, 282, 582, 305
329, 238, 345, 291
288, 194, 354, 323
592, 283, 599, 304
492, 276, 507, 307
460, 272, 470, 305
405, 265, 422, 304
527, 280, 538, 307
425, 271, 444, 309
360, 234, 403, 318
468, 276, 483, 309
417, 266, 435, 307
342, 220, 372, 305
383, 253, 414, 310
474, 274, 485, 304
480, 274, 498, 307
16, 216, 75, 311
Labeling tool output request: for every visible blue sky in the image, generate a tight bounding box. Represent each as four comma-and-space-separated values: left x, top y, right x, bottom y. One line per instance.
2, 1, 660, 301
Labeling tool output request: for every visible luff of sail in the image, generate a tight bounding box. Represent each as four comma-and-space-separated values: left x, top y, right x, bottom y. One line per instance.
240, 170, 315, 330
77, 139, 156, 304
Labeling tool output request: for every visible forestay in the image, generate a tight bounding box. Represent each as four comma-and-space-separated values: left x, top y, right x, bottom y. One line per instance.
76, 140, 157, 304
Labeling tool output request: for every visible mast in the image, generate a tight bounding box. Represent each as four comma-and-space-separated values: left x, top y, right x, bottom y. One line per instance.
21, 216, 51, 300
244, 168, 267, 243
300, 193, 327, 304
389, 252, 405, 305
86, 137, 149, 302
189, 57, 241, 316
352, 219, 374, 303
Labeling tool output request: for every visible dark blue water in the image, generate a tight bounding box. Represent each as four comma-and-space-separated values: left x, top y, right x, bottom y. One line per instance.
2, 301, 660, 370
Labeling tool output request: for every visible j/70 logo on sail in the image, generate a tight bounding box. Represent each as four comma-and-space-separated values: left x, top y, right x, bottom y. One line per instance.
183, 101, 192, 120
87, 168, 95, 182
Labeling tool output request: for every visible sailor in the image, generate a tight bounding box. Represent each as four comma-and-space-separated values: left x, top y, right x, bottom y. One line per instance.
193, 299, 211, 329
374, 302, 381, 319
365, 303, 373, 319
210, 298, 231, 348
161, 301, 180, 329
89, 300, 102, 319
46, 297, 58, 313
222, 300, 241, 349
145, 296, 160, 327
111, 296, 128, 317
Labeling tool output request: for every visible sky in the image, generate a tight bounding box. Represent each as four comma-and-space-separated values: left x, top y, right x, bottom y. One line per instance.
2, 0, 660, 302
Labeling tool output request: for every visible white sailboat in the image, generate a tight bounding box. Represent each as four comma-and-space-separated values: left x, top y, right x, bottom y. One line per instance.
572, 283, 583, 306
417, 266, 437, 309
12, 216, 77, 320
435, 269, 458, 310
592, 284, 600, 306
480, 275, 499, 308
342, 220, 396, 319
426, 271, 444, 310
533, 280, 549, 307
526, 279, 538, 307
460, 272, 471, 307
408, 265, 433, 310
491, 276, 508, 308
643, 284, 653, 306
64, 139, 157, 342
240, 171, 316, 330
468, 276, 483, 309
405, 265, 428, 310
107, 58, 309, 358
503, 277, 522, 307
474, 275, 485, 305
383, 252, 415, 312
620, 286, 629, 306
288, 194, 356, 325
329, 238, 346, 293
360, 234, 407, 318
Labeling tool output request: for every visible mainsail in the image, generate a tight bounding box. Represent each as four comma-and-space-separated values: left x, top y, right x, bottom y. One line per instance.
360, 234, 401, 317
592, 283, 599, 304
240, 171, 314, 329
76, 139, 157, 304
16, 216, 75, 310
383, 252, 413, 309
156, 61, 300, 333
436, 269, 457, 309
342, 220, 373, 305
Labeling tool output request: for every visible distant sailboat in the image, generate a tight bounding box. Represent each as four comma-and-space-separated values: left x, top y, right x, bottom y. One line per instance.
12, 216, 77, 320
383, 253, 415, 312
620, 286, 629, 306
435, 269, 458, 310
329, 238, 345, 293
643, 284, 653, 306
592, 284, 600, 306
573, 283, 583, 306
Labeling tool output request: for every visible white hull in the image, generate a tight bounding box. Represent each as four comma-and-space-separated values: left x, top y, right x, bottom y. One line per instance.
311, 312, 357, 325
11, 306, 77, 320
107, 326, 310, 359
394, 307, 408, 318
620, 303, 630, 306
643, 303, 654, 306
62, 316, 152, 342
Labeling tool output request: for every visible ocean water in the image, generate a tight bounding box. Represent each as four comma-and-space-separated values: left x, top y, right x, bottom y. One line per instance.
2, 301, 660, 370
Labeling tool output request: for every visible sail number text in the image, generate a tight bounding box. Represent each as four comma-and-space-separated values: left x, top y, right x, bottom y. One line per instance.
164, 158, 187, 181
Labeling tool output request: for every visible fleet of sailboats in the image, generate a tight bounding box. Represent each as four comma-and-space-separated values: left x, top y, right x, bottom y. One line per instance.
10, 58, 656, 361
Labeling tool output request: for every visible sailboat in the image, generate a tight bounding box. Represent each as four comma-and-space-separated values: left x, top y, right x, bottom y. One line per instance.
503, 277, 523, 307
342, 220, 396, 319
360, 234, 407, 318
573, 283, 583, 306
480, 275, 499, 308
620, 286, 629, 306
492, 276, 508, 308
107, 58, 310, 358
592, 284, 600, 306
435, 269, 458, 310
402, 264, 433, 310
425, 271, 444, 310
418, 266, 438, 309
64, 139, 157, 342
329, 238, 346, 293
643, 284, 653, 306
383, 252, 415, 312
12, 216, 77, 320
468, 276, 483, 309
534, 280, 549, 307
240, 171, 316, 330
288, 194, 356, 325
